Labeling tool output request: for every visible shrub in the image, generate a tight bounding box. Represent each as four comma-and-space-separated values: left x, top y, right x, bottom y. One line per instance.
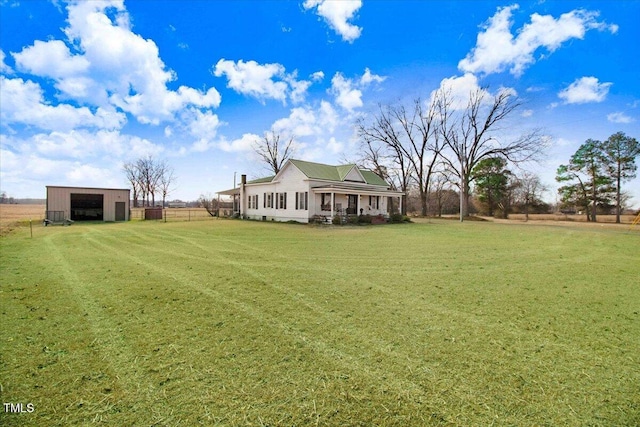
358, 214, 372, 224
332, 215, 343, 225
390, 213, 404, 223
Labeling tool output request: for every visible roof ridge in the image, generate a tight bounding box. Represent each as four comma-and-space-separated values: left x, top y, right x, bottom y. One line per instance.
290, 158, 355, 168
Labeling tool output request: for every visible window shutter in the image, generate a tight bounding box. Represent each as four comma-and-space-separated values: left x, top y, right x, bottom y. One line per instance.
305, 192, 308, 210
295, 192, 299, 210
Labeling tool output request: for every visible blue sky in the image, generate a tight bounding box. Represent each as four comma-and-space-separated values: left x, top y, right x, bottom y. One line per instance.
1, 0, 639, 206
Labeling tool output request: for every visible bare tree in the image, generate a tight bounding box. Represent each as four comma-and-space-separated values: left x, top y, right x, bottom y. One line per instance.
158, 161, 176, 208
430, 167, 457, 217
357, 98, 443, 215
513, 172, 546, 221
123, 162, 141, 207
135, 156, 166, 207
253, 131, 295, 175
357, 115, 410, 214
124, 157, 175, 207
437, 87, 543, 221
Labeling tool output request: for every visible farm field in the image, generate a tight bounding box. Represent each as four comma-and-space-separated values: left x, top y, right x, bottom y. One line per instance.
0, 204, 45, 236
1, 219, 639, 426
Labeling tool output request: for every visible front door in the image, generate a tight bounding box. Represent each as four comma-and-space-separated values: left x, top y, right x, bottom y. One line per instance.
115, 202, 126, 221
347, 194, 358, 215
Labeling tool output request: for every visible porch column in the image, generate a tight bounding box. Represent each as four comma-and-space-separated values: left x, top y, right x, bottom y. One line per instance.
357, 194, 361, 216
330, 192, 335, 219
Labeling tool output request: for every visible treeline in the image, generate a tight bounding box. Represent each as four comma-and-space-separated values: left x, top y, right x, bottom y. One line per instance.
556, 132, 639, 223
249, 86, 637, 222
0, 193, 46, 205
123, 156, 176, 208
354, 88, 544, 221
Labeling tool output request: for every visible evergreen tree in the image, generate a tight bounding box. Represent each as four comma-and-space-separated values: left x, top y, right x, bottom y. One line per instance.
472, 157, 511, 217
556, 139, 614, 221
601, 132, 639, 223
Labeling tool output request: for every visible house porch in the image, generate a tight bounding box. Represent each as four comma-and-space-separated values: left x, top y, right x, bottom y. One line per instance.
311, 186, 403, 221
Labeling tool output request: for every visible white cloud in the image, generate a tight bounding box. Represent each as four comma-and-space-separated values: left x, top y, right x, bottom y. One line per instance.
459, 5, 618, 76
607, 112, 635, 124
13, 39, 90, 80
329, 68, 386, 111
431, 73, 487, 110
65, 163, 115, 185
0, 148, 20, 173
218, 133, 260, 153
0, 76, 126, 131
184, 109, 220, 140
0, 130, 163, 192
214, 59, 287, 103
30, 129, 163, 160
558, 76, 611, 104
311, 71, 325, 82
521, 109, 533, 117
285, 72, 312, 104
272, 106, 320, 137
360, 68, 386, 85
214, 59, 312, 104
326, 137, 343, 154
271, 101, 338, 139
330, 72, 363, 111
303, 0, 362, 43
10, 1, 220, 126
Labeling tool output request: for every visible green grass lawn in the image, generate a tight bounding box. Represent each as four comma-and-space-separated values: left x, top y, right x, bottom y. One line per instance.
1, 220, 639, 426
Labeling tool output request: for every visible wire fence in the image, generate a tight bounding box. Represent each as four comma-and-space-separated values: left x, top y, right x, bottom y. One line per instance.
130, 208, 235, 222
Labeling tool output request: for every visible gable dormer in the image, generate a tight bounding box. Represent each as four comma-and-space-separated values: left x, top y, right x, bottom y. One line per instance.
341, 165, 365, 183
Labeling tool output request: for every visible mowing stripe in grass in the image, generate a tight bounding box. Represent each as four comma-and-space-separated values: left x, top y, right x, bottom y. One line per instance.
3, 220, 639, 425
79, 224, 636, 424
40, 233, 182, 425
80, 228, 441, 409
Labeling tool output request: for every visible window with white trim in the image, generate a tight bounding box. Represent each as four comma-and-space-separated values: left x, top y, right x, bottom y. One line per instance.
276, 192, 287, 209
248, 194, 258, 209
264, 192, 274, 208
295, 192, 308, 210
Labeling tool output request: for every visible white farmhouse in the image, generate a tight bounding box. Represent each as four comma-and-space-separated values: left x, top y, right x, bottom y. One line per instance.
217, 159, 403, 223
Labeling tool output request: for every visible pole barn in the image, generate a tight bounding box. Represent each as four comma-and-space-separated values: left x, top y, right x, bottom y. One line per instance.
46, 186, 130, 222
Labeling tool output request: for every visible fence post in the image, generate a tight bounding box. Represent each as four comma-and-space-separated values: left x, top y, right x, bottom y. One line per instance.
189, 210, 191, 222
164, 209, 166, 223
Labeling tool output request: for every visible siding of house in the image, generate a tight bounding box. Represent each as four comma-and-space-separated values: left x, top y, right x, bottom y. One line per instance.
242, 164, 311, 222
46, 186, 130, 222
229, 159, 401, 223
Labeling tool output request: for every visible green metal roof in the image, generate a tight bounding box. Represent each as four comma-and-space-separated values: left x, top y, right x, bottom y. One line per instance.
247, 176, 275, 184
359, 169, 389, 186
289, 159, 342, 181
245, 159, 389, 187
289, 159, 389, 186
